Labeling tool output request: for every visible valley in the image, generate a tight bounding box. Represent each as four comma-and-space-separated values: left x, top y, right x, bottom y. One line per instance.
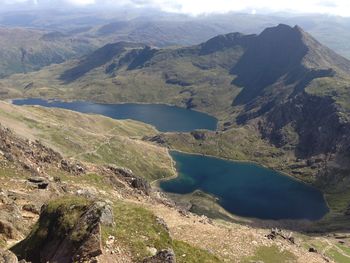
0, 4, 349, 262
0, 100, 348, 263
1, 24, 349, 229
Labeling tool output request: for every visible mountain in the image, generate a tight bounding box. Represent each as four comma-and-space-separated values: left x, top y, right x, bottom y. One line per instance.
1, 23, 350, 262
6, 23, 349, 116
2, 10, 350, 78
231, 24, 349, 105
2, 24, 350, 230
0, 27, 98, 78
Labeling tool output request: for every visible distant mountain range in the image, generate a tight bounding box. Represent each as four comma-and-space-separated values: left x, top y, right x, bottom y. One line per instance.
1, 10, 350, 78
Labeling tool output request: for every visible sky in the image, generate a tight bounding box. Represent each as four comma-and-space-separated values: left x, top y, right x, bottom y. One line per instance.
2, 0, 350, 17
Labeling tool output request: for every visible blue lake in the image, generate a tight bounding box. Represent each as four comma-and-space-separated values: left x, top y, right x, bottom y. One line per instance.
12, 98, 217, 132
12, 98, 329, 220
160, 151, 329, 220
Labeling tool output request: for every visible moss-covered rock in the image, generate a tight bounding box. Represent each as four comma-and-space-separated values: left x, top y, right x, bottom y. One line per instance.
11, 197, 113, 263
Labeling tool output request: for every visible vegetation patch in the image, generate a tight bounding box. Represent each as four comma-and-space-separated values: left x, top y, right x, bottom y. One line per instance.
242, 245, 297, 263
101, 201, 224, 262
102, 202, 173, 261
11, 196, 92, 262
172, 240, 222, 263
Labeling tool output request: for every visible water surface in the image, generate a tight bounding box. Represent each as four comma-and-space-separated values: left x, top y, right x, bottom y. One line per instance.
12, 98, 328, 220
160, 151, 329, 220
12, 98, 217, 132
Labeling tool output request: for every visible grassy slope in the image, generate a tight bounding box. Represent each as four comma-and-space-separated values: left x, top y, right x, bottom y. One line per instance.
104, 201, 222, 263
0, 27, 97, 78
0, 46, 242, 122
0, 101, 175, 181
1, 159, 348, 263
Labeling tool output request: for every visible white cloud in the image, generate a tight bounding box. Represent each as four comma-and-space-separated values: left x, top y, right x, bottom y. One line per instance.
150, 0, 350, 16
65, 0, 95, 5
3, 0, 350, 17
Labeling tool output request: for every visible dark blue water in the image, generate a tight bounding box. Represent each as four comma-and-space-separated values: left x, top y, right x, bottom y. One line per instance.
12, 98, 217, 132
12, 98, 328, 220
160, 151, 329, 220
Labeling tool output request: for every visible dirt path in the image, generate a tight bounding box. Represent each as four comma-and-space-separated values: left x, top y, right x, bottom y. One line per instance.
72, 126, 121, 159
322, 238, 350, 259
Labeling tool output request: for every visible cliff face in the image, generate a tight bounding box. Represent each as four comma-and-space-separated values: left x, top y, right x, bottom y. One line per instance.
257, 92, 350, 186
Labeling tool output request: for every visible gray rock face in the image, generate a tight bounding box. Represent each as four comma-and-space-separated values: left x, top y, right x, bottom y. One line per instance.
142, 249, 176, 263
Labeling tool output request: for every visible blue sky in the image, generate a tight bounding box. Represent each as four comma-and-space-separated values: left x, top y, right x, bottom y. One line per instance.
3, 0, 350, 17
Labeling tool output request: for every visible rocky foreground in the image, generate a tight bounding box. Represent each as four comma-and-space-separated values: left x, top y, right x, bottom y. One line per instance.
0, 121, 348, 263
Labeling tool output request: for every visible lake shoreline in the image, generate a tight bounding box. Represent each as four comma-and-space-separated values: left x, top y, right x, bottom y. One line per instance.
10, 97, 218, 133
8, 96, 220, 130
158, 150, 329, 221
10, 97, 331, 223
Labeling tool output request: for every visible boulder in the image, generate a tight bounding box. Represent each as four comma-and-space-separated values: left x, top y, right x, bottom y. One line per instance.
12, 198, 113, 263
190, 131, 206, 140
61, 159, 85, 175
0, 220, 17, 239
27, 177, 46, 184
107, 165, 151, 195
308, 247, 318, 253
22, 204, 40, 214
142, 249, 176, 263
0, 249, 18, 263
130, 177, 151, 195
27, 177, 49, 189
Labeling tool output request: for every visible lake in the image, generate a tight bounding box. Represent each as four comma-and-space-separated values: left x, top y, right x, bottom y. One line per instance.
160, 151, 329, 220
12, 98, 217, 132
12, 98, 329, 220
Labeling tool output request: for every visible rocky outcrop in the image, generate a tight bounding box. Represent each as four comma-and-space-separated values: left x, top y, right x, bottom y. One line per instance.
0, 124, 90, 179
144, 134, 167, 145
60, 159, 85, 175
106, 165, 151, 195
191, 131, 206, 140
0, 190, 24, 241
199, 32, 255, 55
142, 249, 176, 263
251, 92, 350, 186
0, 249, 18, 263
0, 125, 62, 175
12, 198, 114, 263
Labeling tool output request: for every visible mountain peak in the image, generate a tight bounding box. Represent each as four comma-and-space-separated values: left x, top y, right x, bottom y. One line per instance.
259, 24, 304, 41
231, 24, 350, 104
199, 32, 256, 55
